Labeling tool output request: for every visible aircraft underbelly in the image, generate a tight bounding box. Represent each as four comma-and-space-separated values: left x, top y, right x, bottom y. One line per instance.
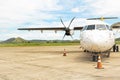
81, 30, 115, 52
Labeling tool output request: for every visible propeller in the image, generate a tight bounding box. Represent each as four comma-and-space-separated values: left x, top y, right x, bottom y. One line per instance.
60, 17, 75, 40
87, 17, 118, 21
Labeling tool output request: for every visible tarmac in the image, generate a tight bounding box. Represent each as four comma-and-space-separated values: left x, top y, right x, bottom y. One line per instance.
0, 45, 120, 80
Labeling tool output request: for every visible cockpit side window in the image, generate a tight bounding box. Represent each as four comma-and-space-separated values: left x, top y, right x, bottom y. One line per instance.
106, 25, 112, 30
82, 25, 87, 31
86, 25, 95, 30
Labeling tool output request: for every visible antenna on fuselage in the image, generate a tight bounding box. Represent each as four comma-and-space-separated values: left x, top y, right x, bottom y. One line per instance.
87, 17, 118, 21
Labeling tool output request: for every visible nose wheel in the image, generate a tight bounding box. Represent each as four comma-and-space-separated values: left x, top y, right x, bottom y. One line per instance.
92, 52, 99, 62
92, 55, 98, 62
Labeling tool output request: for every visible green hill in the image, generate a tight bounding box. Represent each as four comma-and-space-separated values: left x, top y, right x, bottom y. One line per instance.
2, 37, 28, 43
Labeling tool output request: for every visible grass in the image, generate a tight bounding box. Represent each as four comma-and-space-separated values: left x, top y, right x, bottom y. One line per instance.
0, 42, 80, 47
115, 41, 120, 44
1, 40, 120, 47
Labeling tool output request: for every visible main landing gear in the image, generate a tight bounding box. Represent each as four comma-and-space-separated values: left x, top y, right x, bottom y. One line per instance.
113, 44, 119, 52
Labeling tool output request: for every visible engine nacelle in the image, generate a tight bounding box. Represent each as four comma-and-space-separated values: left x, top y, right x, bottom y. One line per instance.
65, 29, 74, 36
70, 29, 74, 35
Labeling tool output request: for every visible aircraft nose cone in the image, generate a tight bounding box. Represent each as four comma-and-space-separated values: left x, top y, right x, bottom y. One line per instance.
90, 31, 114, 52
81, 30, 115, 52
92, 35, 107, 49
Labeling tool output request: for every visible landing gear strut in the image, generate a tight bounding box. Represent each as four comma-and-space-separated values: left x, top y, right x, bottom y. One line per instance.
106, 50, 110, 58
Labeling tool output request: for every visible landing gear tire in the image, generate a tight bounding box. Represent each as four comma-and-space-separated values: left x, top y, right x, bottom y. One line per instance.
113, 44, 119, 52
92, 55, 98, 62
116, 46, 119, 52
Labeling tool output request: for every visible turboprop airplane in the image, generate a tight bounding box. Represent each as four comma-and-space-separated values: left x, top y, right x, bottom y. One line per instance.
18, 17, 120, 61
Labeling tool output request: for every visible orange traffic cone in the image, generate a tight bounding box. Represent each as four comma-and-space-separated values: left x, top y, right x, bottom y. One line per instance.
63, 49, 67, 56
96, 55, 104, 69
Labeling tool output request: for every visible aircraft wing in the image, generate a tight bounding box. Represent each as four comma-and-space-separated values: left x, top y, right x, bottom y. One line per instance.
18, 26, 83, 31
18, 27, 65, 31
74, 26, 83, 30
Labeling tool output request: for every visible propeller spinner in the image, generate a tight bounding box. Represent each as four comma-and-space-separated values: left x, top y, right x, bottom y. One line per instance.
60, 17, 75, 40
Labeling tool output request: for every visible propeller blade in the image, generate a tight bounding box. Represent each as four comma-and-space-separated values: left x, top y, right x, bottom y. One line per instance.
68, 17, 75, 28
62, 34, 66, 40
102, 17, 118, 19
87, 17, 118, 21
60, 18, 66, 28
70, 35, 73, 39
60, 17, 75, 40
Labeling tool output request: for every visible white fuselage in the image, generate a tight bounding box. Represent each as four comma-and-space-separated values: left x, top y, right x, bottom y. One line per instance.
80, 25, 115, 53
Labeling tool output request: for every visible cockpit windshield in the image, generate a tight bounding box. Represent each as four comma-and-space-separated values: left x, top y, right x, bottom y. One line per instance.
82, 24, 110, 31
96, 24, 106, 30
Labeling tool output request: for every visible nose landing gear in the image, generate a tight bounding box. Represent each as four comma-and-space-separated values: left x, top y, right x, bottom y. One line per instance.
92, 55, 98, 62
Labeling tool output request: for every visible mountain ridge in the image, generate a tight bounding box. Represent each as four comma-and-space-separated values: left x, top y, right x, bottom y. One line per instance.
2, 37, 28, 43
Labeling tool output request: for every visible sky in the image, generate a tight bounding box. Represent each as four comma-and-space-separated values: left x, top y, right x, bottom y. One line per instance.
0, 0, 120, 41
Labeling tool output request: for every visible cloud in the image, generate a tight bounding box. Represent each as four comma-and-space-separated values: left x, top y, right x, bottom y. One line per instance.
83, 0, 120, 16
0, 0, 62, 27
70, 0, 120, 17
0, 0, 64, 40
71, 8, 80, 13
0, 0, 120, 40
